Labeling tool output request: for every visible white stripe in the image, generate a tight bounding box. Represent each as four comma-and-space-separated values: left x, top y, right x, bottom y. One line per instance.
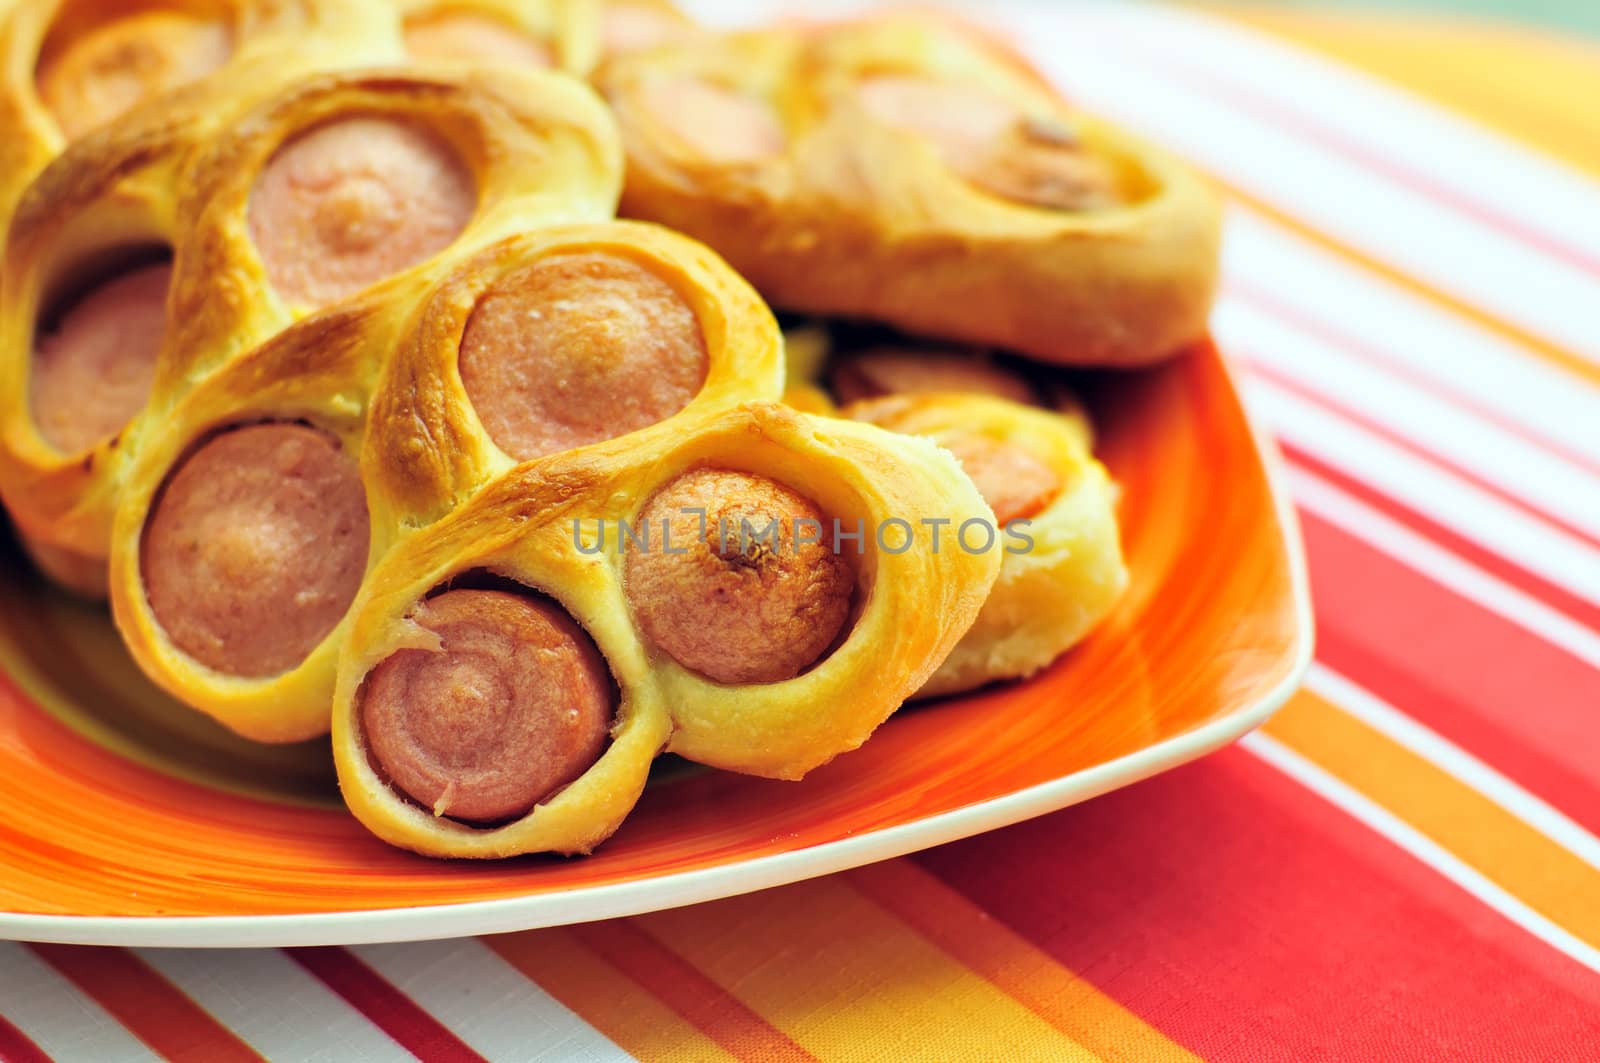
980, 7, 1600, 363
1241, 731, 1600, 974
351, 939, 630, 1063
137, 949, 412, 1063
0, 943, 159, 1061
1247, 377, 1600, 607
1221, 210, 1600, 463
1306, 664, 1600, 873
1067, 3, 1600, 258
1219, 298, 1600, 539
1287, 465, 1600, 670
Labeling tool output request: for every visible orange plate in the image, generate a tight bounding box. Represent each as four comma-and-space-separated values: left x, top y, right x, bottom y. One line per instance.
0, 340, 1311, 946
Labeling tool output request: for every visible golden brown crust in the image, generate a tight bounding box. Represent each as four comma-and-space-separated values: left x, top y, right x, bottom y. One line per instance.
362, 220, 782, 539
84, 67, 622, 742
600, 13, 1222, 368
0, 1, 1135, 862
332, 402, 1001, 857
0, 0, 403, 243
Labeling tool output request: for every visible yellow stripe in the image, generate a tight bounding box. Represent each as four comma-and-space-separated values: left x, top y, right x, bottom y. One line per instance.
632, 876, 1100, 1061
847, 861, 1200, 1062
485, 928, 739, 1063
1264, 690, 1600, 948
1214, 6, 1600, 177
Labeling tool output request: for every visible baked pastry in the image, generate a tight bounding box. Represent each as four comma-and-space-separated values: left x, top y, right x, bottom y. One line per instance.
788, 329, 1128, 696
0, 0, 400, 239
599, 12, 1223, 368
592, 0, 692, 60
847, 391, 1126, 697
332, 401, 1002, 857
106, 217, 782, 744
0, 0, 670, 283
397, 0, 693, 76
0, 64, 621, 602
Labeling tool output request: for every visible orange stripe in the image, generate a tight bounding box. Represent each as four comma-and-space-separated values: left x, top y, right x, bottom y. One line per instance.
1263, 689, 1600, 948
846, 860, 1200, 1062
1218, 182, 1600, 389
29, 945, 261, 1063
632, 877, 1099, 1060
485, 927, 742, 1063
1212, 6, 1600, 178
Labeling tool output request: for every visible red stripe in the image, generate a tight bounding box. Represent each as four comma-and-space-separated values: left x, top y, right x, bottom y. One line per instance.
1297, 507, 1600, 830
1089, 24, 1600, 278
284, 948, 484, 1063
28, 945, 260, 1063
1285, 442, 1600, 635
1243, 355, 1600, 551
0, 1015, 49, 1063
915, 747, 1600, 1060
1227, 280, 1600, 480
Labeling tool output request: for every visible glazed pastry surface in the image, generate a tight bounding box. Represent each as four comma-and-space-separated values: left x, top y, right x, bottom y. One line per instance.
600, 13, 1223, 368
0, 0, 403, 248
334, 402, 1001, 857
0, 62, 624, 740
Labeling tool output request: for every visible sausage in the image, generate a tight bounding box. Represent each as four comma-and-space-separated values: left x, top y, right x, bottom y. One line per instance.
829, 346, 1042, 406
636, 76, 785, 164
459, 252, 707, 460
943, 433, 1060, 524
360, 589, 614, 823
625, 468, 854, 684
141, 423, 370, 677
857, 75, 1117, 211
36, 12, 231, 140
30, 260, 170, 454
601, 4, 689, 58
403, 12, 554, 68
248, 118, 476, 309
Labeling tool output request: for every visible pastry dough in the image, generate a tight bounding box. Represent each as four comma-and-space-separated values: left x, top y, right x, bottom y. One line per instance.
600, 13, 1223, 368
102, 212, 787, 747
0, 0, 401, 238
846, 391, 1127, 697
2, 63, 620, 603
786, 326, 1127, 695
0, 1, 626, 230
333, 401, 1001, 857
396, 0, 693, 78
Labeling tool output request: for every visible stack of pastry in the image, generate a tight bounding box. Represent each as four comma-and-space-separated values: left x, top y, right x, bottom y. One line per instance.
0, 1, 1219, 858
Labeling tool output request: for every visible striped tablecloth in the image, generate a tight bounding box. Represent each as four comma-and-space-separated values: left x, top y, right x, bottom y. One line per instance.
4, 3, 1599, 1059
